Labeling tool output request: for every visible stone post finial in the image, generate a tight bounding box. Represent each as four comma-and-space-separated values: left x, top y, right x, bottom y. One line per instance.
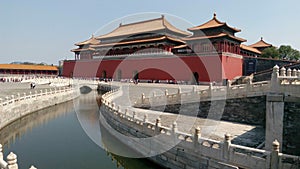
287, 68, 292, 77
172, 122, 177, 133
273, 65, 279, 75
7, 152, 18, 169
194, 127, 201, 140
223, 133, 231, 160
272, 139, 280, 152
29, 166, 37, 169
297, 70, 300, 77
155, 118, 161, 134
156, 118, 161, 127
194, 127, 201, 148
177, 88, 181, 94
292, 69, 297, 77
270, 139, 280, 169
132, 111, 136, 119
280, 67, 286, 76
165, 89, 168, 96
224, 133, 231, 142
195, 127, 201, 136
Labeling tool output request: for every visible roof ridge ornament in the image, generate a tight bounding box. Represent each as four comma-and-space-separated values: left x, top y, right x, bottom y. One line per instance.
119, 23, 122, 27
213, 12, 217, 19
261, 37, 263, 41
161, 14, 165, 19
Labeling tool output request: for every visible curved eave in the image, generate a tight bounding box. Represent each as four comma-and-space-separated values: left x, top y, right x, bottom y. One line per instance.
91, 36, 185, 48
71, 48, 95, 52
183, 33, 246, 42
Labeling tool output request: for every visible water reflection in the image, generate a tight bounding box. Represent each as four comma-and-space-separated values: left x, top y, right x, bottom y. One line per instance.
0, 91, 162, 169
0, 99, 74, 147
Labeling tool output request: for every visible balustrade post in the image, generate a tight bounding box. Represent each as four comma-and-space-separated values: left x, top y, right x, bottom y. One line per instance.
172, 122, 178, 143
116, 106, 120, 114
143, 114, 148, 132
222, 133, 231, 161
271, 65, 280, 92
17, 93, 20, 101
124, 109, 128, 118
193, 86, 196, 93
194, 127, 201, 149
227, 80, 232, 90
11, 95, 14, 103
270, 140, 280, 169
7, 152, 18, 169
155, 118, 161, 135
165, 89, 168, 96
23, 93, 26, 98
132, 111, 136, 120
141, 93, 145, 104
297, 70, 300, 78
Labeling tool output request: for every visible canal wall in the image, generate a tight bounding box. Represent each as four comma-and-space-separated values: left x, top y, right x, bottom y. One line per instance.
0, 86, 79, 130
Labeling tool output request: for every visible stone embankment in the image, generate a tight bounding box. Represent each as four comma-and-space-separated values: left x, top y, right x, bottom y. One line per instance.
100, 87, 299, 169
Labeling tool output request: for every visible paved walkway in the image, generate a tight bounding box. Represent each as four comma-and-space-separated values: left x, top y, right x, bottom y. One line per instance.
106, 82, 265, 147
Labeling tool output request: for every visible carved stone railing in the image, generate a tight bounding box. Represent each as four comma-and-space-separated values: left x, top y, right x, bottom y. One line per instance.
0, 144, 37, 169
100, 89, 300, 169
134, 80, 270, 107
0, 87, 72, 107
0, 86, 79, 130
270, 65, 300, 95
135, 65, 300, 108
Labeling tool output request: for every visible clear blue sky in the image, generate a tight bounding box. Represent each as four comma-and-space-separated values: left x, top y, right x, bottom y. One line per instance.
1, 0, 300, 65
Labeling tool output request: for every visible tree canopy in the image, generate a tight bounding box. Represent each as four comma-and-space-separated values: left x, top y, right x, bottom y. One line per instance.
261, 47, 279, 59
278, 45, 300, 60
261, 45, 300, 60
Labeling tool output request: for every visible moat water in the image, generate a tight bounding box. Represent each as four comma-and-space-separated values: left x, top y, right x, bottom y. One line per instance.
0, 91, 161, 169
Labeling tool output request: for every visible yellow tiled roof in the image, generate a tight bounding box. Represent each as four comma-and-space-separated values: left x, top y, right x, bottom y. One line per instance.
96, 16, 190, 39
249, 37, 272, 48
188, 13, 241, 32
0, 64, 58, 71
240, 44, 262, 54
75, 35, 100, 46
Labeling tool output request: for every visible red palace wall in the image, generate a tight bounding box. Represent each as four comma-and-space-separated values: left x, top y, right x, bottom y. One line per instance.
62, 55, 242, 83
221, 55, 243, 80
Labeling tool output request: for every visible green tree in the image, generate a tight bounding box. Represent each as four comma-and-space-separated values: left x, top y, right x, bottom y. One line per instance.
261, 47, 280, 59
278, 45, 300, 60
